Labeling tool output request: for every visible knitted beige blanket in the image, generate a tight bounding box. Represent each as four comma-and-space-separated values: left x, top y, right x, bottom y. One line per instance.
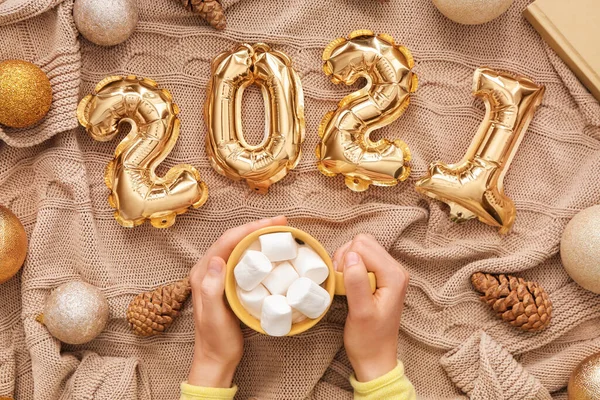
1, 0, 599, 399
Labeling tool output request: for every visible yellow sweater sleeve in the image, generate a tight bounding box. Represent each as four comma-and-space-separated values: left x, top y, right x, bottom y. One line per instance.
180, 382, 237, 400
180, 360, 415, 400
350, 361, 416, 400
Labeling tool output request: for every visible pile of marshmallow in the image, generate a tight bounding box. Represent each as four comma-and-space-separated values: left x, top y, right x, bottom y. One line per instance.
234, 232, 331, 336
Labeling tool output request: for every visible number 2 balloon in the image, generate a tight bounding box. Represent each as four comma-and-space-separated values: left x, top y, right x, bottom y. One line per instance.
316, 30, 418, 192
77, 76, 209, 228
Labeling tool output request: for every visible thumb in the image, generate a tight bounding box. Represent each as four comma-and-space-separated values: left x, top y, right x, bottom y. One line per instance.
200, 257, 229, 320
343, 252, 374, 318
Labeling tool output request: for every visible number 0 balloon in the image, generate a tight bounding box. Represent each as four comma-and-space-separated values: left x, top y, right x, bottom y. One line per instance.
205, 43, 305, 193
77, 76, 209, 228
316, 30, 418, 192
415, 68, 545, 233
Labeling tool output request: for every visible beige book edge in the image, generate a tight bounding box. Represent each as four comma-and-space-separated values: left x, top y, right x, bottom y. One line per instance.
524, 0, 600, 102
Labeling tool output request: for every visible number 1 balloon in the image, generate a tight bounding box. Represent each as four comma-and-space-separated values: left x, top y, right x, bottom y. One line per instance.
205, 43, 305, 194
415, 68, 545, 234
316, 30, 418, 192
77, 76, 209, 228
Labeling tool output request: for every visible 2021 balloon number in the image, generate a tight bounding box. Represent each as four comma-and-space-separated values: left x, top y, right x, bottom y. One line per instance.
205, 43, 305, 194
78, 76, 209, 228
415, 68, 545, 233
79, 35, 544, 233
316, 30, 418, 192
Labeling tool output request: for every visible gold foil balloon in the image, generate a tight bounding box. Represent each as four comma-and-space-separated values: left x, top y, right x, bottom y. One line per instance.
205, 43, 305, 193
0, 60, 52, 128
0, 206, 27, 284
560, 205, 600, 294
316, 30, 418, 192
568, 353, 600, 399
415, 68, 545, 234
77, 76, 208, 228
38, 281, 109, 345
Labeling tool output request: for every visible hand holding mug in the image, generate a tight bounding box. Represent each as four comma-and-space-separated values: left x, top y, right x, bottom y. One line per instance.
333, 234, 410, 382
187, 216, 287, 388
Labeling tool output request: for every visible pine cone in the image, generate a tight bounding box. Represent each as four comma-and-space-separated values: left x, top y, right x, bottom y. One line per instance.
180, 0, 226, 30
127, 278, 191, 336
471, 272, 552, 332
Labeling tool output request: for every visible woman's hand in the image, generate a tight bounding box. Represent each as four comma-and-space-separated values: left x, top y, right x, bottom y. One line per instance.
187, 216, 287, 388
333, 234, 410, 382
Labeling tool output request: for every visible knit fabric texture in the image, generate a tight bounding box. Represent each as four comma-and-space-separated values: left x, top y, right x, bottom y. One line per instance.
0, 0, 599, 399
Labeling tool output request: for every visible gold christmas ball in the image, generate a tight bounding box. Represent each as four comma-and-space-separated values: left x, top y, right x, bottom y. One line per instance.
561, 205, 600, 294
73, 0, 138, 47
432, 0, 514, 25
0, 60, 52, 128
40, 281, 109, 345
0, 206, 27, 284
569, 353, 600, 399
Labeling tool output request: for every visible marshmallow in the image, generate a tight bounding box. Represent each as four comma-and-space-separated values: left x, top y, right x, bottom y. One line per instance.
234, 250, 273, 291
261, 295, 292, 336
259, 232, 298, 262
236, 284, 270, 319
262, 261, 300, 296
292, 308, 307, 324
238, 240, 262, 264
287, 277, 331, 319
291, 247, 329, 284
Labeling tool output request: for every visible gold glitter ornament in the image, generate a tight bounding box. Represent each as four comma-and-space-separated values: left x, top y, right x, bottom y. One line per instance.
73, 0, 138, 47
568, 353, 600, 399
0, 60, 52, 128
37, 281, 109, 345
432, 0, 513, 25
0, 206, 27, 284
560, 205, 600, 294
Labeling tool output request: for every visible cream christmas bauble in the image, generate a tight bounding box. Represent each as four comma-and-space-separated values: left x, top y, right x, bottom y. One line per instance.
73, 0, 138, 46
40, 281, 109, 344
561, 205, 600, 294
432, 0, 514, 25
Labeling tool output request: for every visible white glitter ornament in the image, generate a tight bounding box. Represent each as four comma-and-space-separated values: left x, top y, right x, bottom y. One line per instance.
73, 0, 138, 46
39, 281, 109, 345
432, 0, 513, 25
561, 205, 600, 294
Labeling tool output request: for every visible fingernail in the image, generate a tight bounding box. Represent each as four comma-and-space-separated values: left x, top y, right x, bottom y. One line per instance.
259, 217, 272, 225
345, 252, 359, 267
208, 258, 222, 275
333, 260, 338, 271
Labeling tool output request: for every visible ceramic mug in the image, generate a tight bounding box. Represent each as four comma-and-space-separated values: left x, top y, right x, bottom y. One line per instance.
225, 226, 376, 336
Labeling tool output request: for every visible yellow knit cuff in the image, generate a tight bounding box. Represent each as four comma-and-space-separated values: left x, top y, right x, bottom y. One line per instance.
350, 361, 415, 400
180, 381, 238, 400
